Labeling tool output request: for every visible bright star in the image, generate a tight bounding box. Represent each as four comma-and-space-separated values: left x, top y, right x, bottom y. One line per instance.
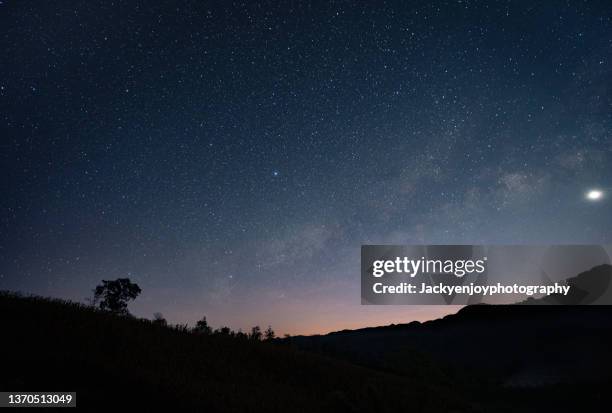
586, 189, 603, 201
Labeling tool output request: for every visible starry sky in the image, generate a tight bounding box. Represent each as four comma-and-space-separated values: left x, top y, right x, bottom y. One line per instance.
1, 1, 611, 335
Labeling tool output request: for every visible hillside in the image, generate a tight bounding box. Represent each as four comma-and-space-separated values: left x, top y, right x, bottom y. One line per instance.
2, 265, 612, 411
288, 266, 612, 412
0, 291, 464, 412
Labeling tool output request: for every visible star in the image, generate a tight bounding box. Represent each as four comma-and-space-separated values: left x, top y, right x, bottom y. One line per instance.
586, 189, 604, 201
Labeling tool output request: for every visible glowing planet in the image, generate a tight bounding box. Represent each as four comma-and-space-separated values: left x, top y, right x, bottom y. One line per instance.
586, 189, 603, 201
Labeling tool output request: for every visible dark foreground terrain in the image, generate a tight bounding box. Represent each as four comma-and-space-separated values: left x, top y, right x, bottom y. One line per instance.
2, 266, 612, 412
0, 292, 463, 412
289, 265, 612, 412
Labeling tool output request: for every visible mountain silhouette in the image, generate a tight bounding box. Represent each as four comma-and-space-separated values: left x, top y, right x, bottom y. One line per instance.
520, 263, 612, 305
287, 265, 612, 411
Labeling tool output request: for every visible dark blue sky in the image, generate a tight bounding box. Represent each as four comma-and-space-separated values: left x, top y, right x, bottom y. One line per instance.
1, 1, 611, 334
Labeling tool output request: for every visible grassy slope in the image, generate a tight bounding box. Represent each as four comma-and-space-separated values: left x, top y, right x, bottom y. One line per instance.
0, 292, 467, 412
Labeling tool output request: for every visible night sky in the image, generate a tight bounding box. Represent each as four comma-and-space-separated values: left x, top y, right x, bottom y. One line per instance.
1, 1, 611, 335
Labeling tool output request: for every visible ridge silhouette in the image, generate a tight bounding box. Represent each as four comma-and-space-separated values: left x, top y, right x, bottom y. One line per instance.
1, 264, 611, 412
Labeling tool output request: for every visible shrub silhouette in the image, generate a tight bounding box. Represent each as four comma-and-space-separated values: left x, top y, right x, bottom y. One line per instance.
215, 326, 232, 336
249, 325, 262, 341
173, 323, 190, 333
153, 312, 168, 327
93, 278, 141, 315
264, 325, 275, 341
193, 316, 212, 335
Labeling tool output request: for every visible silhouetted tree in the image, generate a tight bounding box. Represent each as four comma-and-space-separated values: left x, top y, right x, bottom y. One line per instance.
152, 312, 167, 327
93, 278, 141, 315
193, 316, 212, 335
250, 325, 262, 341
235, 330, 247, 340
264, 325, 275, 341
215, 326, 232, 336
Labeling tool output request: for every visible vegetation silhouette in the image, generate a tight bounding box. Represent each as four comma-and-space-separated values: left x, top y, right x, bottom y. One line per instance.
152, 312, 168, 327
264, 325, 276, 341
193, 316, 212, 335
92, 278, 141, 315
250, 325, 262, 341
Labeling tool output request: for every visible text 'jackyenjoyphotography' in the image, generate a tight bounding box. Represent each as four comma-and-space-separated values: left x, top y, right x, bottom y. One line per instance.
373, 282, 570, 297
361, 245, 612, 305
